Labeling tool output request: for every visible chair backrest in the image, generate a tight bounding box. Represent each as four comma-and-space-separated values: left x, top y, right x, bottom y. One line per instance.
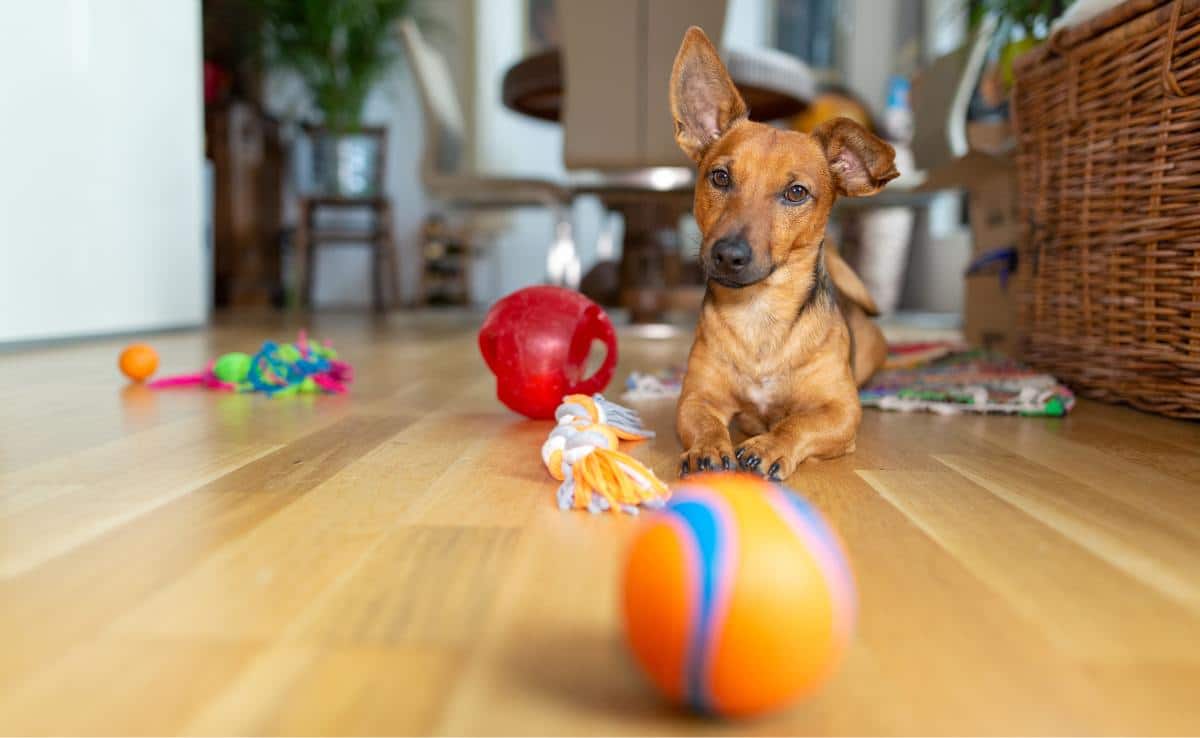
558, 0, 727, 170
398, 19, 467, 179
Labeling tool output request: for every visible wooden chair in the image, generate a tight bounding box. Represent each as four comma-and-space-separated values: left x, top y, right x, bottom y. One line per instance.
398, 20, 578, 287
293, 125, 401, 312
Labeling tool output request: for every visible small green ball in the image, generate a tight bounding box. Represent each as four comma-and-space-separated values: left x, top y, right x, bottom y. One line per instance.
213, 352, 252, 383
278, 344, 301, 362
300, 376, 317, 393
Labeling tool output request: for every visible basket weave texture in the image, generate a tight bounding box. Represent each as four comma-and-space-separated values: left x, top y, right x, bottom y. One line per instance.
1011, 0, 1200, 418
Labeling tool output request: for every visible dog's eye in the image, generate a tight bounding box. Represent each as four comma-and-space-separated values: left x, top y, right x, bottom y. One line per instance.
784, 184, 810, 204
710, 169, 731, 189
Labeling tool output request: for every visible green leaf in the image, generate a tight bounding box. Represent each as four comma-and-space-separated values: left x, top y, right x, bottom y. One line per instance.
253, 0, 416, 130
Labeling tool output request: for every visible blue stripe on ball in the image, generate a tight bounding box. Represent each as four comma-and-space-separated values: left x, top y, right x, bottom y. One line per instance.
666, 498, 730, 713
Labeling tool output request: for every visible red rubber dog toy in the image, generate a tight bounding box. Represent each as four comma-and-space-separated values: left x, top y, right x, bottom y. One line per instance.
478, 286, 618, 419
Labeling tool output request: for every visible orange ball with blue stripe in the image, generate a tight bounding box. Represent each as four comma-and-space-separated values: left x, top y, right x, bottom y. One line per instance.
621, 472, 856, 717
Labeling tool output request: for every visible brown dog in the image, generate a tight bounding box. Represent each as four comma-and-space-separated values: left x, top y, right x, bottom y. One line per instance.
672, 27, 897, 481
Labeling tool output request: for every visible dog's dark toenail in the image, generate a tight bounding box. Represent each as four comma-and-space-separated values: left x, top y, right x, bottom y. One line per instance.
680, 459, 690, 476
721, 455, 732, 470
698, 456, 712, 471
742, 454, 761, 469
767, 462, 781, 479
735, 447, 745, 459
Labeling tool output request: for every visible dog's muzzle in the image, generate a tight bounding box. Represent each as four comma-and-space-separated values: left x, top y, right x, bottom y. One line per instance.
706, 237, 769, 288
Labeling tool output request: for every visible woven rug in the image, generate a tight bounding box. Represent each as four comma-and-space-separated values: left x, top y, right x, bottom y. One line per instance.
623, 342, 1075, 417
861, 343, 1075, 416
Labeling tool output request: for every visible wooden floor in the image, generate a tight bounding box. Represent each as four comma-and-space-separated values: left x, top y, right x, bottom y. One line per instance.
1, 310, 1199, 735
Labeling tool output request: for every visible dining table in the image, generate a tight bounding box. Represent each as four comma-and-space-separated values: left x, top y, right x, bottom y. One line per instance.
502, 48, 815, 124
500, 46, 816, 321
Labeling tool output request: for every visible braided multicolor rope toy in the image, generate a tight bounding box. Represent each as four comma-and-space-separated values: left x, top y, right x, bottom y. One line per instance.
541, 394, 669, 514
147, 331, 353, 396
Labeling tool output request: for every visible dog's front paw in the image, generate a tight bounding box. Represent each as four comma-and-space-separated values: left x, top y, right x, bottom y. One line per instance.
735, 434, 797, 481
679, 441, 735, 477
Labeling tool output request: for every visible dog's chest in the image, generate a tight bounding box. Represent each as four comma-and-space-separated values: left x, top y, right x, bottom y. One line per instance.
742, 374, 782, 417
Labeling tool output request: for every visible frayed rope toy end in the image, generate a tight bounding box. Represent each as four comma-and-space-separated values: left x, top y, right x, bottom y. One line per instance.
541, 394, 668, 514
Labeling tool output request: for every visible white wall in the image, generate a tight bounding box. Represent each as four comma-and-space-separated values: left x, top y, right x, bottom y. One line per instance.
725, 0, 774, 48
0, 0, 206, 344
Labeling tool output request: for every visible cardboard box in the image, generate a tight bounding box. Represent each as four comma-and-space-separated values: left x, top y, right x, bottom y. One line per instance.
912, 43, 1022, 353
962, 153, 1019, 353
964, 271, 1017, 354
918, 150, 1020, 352
966, 119, 1013, 155
963, 152, 1019, 257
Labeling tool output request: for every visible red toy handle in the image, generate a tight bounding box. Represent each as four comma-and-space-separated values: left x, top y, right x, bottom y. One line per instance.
570, 304, 618, 396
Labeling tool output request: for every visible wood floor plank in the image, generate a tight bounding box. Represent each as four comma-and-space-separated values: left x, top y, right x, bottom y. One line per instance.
0, 636, 258, 736
778, 470, 1117, 735
0, 414, 411, 695
171, 524, 516, 734
1, 417, 283, 578
438, 468, 1121, 736
1029, 407, 1200, 486
107, 430, 433, 641
1079, 399, 1200, 450
182, 644, 462, 736
957, 411, 1200, 527
432, 507, 662, 736
845, 408, 994, 472
2, 312, 1198, 734
0, 336, 217, 472
858, 469, 1200, 664
935, 452, 1200, 611
374, 377, 555, 528
296, 526, 519, 649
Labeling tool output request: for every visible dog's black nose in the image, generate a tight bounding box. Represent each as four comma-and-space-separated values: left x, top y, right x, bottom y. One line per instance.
711, 238, 752, 273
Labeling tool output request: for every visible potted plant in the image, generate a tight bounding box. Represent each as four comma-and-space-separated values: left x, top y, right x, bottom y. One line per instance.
970, 0, 1074, 87
255, 0, 414, 196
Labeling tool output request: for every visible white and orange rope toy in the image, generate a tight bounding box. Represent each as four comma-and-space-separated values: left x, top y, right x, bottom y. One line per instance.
541, 394, 670, 514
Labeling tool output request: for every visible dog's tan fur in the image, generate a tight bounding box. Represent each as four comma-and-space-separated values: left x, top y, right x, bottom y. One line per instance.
672, 27, 896, 481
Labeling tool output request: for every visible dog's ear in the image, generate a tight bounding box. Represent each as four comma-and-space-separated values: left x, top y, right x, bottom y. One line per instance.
812, 117, 899, 197
670, 27, 747, 162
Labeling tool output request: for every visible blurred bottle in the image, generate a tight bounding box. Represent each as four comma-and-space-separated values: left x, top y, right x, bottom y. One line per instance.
882, 75, 913, 144
855, 74, 916, 316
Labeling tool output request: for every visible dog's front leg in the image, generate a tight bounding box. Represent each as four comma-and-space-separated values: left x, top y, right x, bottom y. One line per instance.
676, 393, 736, 476
736, 400, 861, 480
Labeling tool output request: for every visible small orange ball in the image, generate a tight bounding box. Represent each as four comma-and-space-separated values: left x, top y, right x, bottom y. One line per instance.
118, 344, 159, 382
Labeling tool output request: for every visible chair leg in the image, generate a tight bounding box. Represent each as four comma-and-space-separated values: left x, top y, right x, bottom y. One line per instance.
301, 201, 318, 309
380, 202, 401, 309
383, 237, 401, 309
371, 238, 385, 314
295, 200, 311, 308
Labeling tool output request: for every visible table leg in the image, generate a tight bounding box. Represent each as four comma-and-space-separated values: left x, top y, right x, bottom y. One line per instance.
294, 199, 313, 309
609, 198, 690, 323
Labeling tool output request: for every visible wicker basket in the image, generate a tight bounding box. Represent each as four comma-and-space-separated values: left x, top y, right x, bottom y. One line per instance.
1011, 0, 1200, 419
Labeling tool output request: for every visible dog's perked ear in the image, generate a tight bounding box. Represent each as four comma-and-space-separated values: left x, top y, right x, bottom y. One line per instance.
670, 27, 748, 162
812, 117, 900, 197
